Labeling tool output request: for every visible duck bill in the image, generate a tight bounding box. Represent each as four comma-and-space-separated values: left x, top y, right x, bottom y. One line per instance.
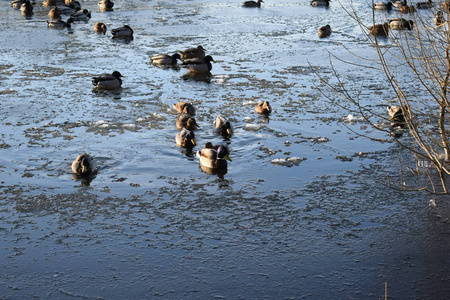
225, 154, 232, 161
191, 139, 196, 146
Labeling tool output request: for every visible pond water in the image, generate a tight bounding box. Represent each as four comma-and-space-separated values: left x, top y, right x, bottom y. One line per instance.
1, 0, 449, 299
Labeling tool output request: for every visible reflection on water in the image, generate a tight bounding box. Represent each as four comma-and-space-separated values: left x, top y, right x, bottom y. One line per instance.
0, 0, 449, 299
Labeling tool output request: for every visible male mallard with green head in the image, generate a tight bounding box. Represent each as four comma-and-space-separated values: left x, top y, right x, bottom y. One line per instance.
72, 153, 97, 176
243, 0, 263, 7
311, 0, 330, 7
387, 105, 405, 128
176, 128, 196, 147
20, 1, 33, 15
215, 115, 233, 137
197, 143, 231, 169
182, 55, 215, 73
111, 24, 134, 38
47, 18, 73, 29
98, 0, 114, 11
151, 53, 181, 65
92, 71, 123, 89
389, 18, 414, 30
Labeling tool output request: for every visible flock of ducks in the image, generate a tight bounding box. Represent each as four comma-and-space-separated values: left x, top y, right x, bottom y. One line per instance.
11, 0, 410, 177
10, 0, 133, 38
369, 0, 448, 36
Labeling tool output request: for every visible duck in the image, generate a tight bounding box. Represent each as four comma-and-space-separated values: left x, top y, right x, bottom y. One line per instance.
392, 0, 407, 7
318, 24, 332, 38
416, 0, 432, 8
98, 0, 114, 11
70, 9, 91, 21
94, 22, 107, 34
398, 4, 415, 12
151, 53, 181, 65
311, 0, 330, 7
11, 0, 27, 9
111, 25, 134, 38
176, 114, 200, 130
389, 18, 414, 30
242, 0, 263, 7
173, 101, 196, 116
387, 105, 405, 128
255, 101, 272, 114
178, 45, 206, 61
197, 143, 231, 169
49, 6, 61, 19
181, 55, 215, 73
434, 11, 445, 25
176, 128, 196, 147
373, 2, 393, 10
368, 22, 389, 36
92, 71, 123, 89
20, 1, 33, 15
47, 18, 73, 29
72, 153, 97, 176
214, 115, 233, 137
43, 0, 57, 7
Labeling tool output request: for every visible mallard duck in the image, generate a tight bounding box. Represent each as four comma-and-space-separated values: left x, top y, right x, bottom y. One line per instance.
151, 53, 181, 65
417, 0, 432, 8
197, 143, 231, 169
11, 0, 27, 9
373, 2, 393, 10
20, 1, 33, 15
94, 22, 107, 34
318, 24, 332, 38
434, 11, 445, 25
173, 101, 196, 116
311, 0, 330, 7
92, 71, 123, 89
98, 0, 114, 11
111, 25, 133, 38
47, 18, 73, 28
43, 0, 56, 7
182, 55, 214, 73
392, 0, 407, 7
176, 128, 196, 147
387, 105, 405, 128
242, 0, 263, 7
176, 114, 200, 130
214, 115, 233, 137
49, 6, 61, 19
369, 22, 389, 36
398, 4, 415, 12
179, 45, 206, 60
72, 153, 97, 176
254, 101, 272, 114
70, 9, 91, 21
389, 18, 414, 30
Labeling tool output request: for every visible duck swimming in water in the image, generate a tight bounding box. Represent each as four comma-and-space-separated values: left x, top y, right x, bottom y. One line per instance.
92, 71, 123, 89
72, 153, 97, 176
242, 0, 263, 7
196, 143, 231, 169
181, 55, 215, 73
